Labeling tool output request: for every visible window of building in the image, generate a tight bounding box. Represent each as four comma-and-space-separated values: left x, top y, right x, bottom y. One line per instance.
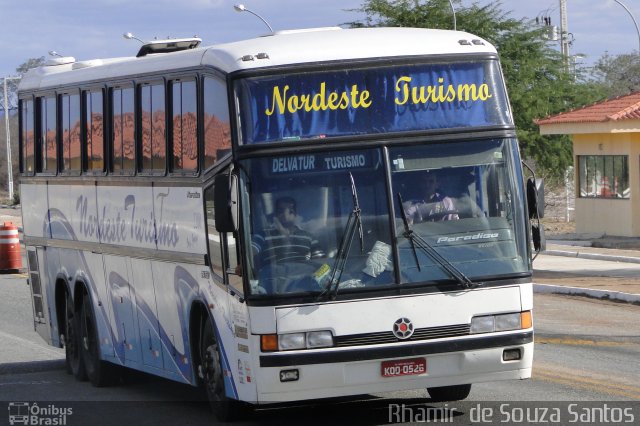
38, 96, 57, 174
111, 86, 135, 174
170, 79, 198, 173
578, 155, 629, 199
203, 77, 231, 170
20, 98, 35, 175
61, 92, 81, 173
84, 89, 104, 173
140, 82, 166, 173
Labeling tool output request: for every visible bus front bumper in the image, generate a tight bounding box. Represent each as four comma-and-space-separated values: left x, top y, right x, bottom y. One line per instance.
254, 331, 533, 403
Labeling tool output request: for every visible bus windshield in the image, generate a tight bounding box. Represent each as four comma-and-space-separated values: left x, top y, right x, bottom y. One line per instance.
241, 139, 529, 297
391, 138, 529, 284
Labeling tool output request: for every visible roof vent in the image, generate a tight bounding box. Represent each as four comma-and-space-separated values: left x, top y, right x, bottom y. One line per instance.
136, 37, 202, 57
44, 57, 76, 66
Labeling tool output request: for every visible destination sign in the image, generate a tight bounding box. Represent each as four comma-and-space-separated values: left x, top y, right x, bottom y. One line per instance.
236, 61, 511, 145
269, 151, 378, 175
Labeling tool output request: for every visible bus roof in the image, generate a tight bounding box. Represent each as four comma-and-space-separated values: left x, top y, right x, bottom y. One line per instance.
19, 27, 497, 92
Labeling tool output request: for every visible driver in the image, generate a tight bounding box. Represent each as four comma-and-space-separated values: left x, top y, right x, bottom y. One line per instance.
252, 196, 325, 265
403, 171, 459, 223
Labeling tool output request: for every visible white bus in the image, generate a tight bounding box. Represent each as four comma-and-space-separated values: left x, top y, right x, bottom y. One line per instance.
19, 27, 540, 420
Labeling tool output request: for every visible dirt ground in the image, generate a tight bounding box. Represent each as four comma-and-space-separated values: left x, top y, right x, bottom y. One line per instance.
533, 270, 640, 290
541, 218, 576, 236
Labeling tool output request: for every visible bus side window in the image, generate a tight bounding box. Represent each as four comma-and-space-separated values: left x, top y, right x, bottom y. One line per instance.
204, 184, 224, 280
19, 97, 35, 175
204, 182, 244, 294
139, 82, 166, 174
83, 89, 105, 173
111, 86, 136, 174
36, 96, 57, 174
170, 78, 198, 174
225, 232, 243, 293
60, 91, 81, 173
203, 77, 231, 170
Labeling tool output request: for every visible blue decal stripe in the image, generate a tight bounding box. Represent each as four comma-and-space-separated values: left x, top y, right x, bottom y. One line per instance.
215, 326, 239, 400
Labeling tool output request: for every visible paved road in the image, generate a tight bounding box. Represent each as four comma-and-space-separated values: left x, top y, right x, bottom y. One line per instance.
533, 252, 640, 301
536, 254, 640, 278
0, 273, 64, 366
0, 267, 638, 424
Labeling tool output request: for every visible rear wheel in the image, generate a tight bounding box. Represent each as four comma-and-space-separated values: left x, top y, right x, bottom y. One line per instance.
427, 384, 472, 402
64, 292, 86, 381
200, 318, 243, 421
79, 288, 116, 387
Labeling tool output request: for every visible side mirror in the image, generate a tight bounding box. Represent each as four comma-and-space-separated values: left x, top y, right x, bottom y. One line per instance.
213, 173, 239, 232
526, 177, 545, 219
531, 222, 546, 252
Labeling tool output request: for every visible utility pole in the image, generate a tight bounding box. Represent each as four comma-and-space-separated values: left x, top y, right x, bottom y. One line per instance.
559, 0, 570, 67
3, 76, 20, 202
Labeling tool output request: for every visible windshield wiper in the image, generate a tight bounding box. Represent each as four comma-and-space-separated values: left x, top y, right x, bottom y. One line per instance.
397, 193, 477, 289
317, 173, 363, 300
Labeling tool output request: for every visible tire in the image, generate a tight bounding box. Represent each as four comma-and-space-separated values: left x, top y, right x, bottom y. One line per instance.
427, 384, 472, 402
200, 318, 243, 421
79, 288, 116, 387
64, 291, 86, 381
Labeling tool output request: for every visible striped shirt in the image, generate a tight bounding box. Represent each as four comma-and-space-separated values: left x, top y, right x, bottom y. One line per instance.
252, 227, 324, 264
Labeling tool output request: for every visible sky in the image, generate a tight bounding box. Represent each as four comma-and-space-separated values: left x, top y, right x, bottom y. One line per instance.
0, 0, 638, 79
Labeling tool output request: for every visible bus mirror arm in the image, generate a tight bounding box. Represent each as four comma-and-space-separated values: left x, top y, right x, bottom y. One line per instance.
523, 162, 546, 258
213, 173, 239, 233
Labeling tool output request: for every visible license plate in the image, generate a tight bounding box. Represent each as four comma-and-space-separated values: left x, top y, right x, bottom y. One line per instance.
381, 357, 427, 377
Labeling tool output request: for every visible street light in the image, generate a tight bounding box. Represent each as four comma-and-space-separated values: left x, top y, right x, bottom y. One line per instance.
447, 0, 457, 31
3, 76, 20, 202
122, 32, 145, 44
612, 0, 640, 54
233, 4, 274, 34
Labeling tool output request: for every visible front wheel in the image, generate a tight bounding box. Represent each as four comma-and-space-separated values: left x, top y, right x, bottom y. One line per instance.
427, 384, 472, 402
200, 318, 244, 422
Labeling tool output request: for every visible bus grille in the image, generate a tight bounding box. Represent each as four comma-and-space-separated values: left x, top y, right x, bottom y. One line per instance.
333, 324, 470, 347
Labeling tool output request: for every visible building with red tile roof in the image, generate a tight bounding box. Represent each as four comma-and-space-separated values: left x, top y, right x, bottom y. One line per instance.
536, 92, 640, 237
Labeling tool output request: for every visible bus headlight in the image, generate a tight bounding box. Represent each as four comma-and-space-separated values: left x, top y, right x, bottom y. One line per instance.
495, 313, 521, 331
470, 311, 532, 334
470, 315, 495, 334
263, 330, 335, 352
307, 330, 333, 348
278, 333, 306, 350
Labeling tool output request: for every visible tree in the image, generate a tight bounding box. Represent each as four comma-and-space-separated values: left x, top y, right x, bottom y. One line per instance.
590, 52, 640, 97
0, 56, 45, 199
0, 56, 45, 110
349, 0, 606, 183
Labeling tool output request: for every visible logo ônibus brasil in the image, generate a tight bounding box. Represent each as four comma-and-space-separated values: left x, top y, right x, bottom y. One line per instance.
8, 402, 72, 425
